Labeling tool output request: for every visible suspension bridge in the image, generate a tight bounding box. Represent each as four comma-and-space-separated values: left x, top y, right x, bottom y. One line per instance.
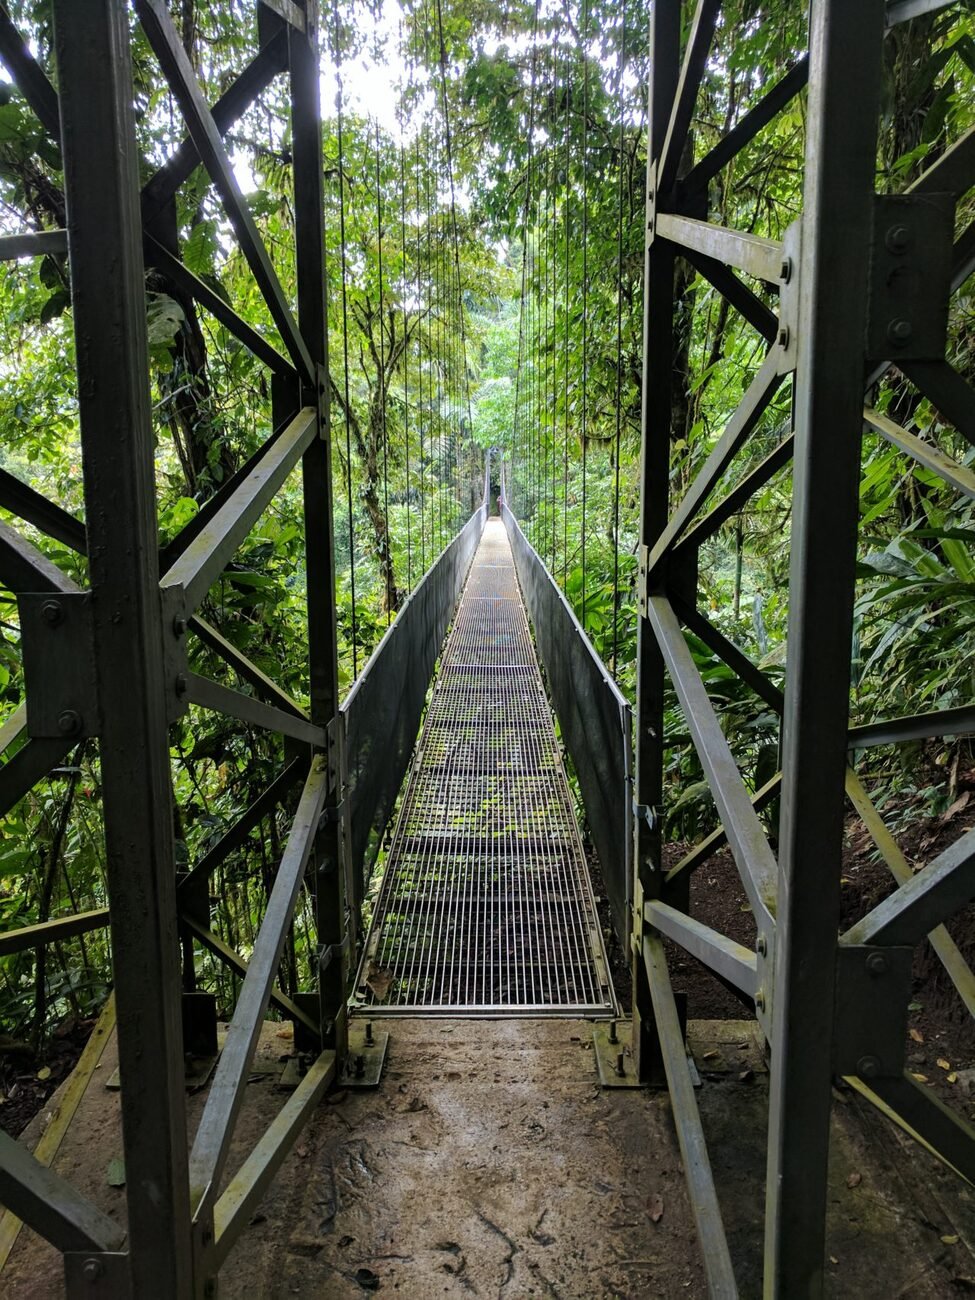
0, 0, 974, 1296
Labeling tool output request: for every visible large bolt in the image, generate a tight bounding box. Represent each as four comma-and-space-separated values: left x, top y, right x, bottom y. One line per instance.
885, 224, 912, 254
173, 616, 188, 637
57, 709, 82, 736
755, 988, 766, 1013
778, 325, 790, 349
175, 673, 188, 697
756, 935, 768, 958
888, 318, 913, 346
41, 600, 63, 626
365, 1021, 374, 1047
866, 952, 888, 976
616, 1051, 626, 1078
82, 1258, 104, 1282
780, 256, 792, 284
858, 1055, 881, 1079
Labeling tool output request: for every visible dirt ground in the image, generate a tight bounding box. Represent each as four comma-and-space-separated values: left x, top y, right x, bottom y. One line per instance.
4, 1015, 975, 1297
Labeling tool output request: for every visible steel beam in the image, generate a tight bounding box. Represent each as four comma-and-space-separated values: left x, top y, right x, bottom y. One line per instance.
0, 908, 109, 957
188, 758, 328, 1214
136, 0, 315, 385
0, 1132, 125, 1255
647, 594, 777, 928
53, 3, 193, 1293
657, 213, 784, 285
646, 899, 758, 998
632, 0, 681, 1083
844, 826, 975, 947
680, 58, 810, 198
159, 406, 316, 612
0, 230, 67, 260
764, 3, 886, 1293
657, 0, 720, 197
643, 936, 737, 1296
211, 1049, 336, 1268
288, 0, 347, 1056
185, 672, 325, 747
649, 352, 783, 566
0, 522, 77, 595
864, 406, 975, 499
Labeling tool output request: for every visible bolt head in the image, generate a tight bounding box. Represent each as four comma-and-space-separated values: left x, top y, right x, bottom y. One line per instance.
82, 1258, 104, 1282
858, 1054, 881, 1079
755, 988, 766, 1013
777, 325, 790, 349
866, 951, 888, 975
780, 256, 792, 284
175, 673, 188, 697
756, 935, 768, 958
57, 709, 82, 736
41, 600, 63, 626
888, 318, 913, 346
173, 616, 187, 637
885, 223, 912, 254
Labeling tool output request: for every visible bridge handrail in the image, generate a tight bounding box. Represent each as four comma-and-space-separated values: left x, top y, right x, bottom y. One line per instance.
500, 501, 633, 948
340, 499, 488, 911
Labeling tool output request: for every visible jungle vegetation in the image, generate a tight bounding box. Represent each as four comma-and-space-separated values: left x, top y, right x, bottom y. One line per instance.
0, 0, 971, 1047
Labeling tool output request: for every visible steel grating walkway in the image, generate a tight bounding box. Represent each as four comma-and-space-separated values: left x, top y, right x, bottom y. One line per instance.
353, 518, 616, 1016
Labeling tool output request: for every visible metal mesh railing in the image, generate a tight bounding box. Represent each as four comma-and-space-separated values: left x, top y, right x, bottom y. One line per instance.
354, 519, 615, 1015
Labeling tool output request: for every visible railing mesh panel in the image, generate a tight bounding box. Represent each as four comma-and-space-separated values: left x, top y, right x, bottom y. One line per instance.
354, 519, 615, 1015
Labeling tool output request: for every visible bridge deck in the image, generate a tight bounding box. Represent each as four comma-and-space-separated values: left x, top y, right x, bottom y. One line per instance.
354, 519, 615, 1015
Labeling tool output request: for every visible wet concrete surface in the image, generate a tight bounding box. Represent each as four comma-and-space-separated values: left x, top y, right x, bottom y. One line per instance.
4, 1017, 975, 1297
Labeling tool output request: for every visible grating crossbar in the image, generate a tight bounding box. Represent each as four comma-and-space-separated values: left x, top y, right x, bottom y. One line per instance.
354, 519, 615, 1015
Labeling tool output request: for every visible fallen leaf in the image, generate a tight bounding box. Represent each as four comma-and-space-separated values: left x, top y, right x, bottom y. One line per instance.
702, 1051, 719, 1061
365, 962, 393, 1002
106, 1157, 125, 1188
909, 1028, 924, 1044
648, 1193, 664, 1223
738, 1068, 754, 1083
275, 1026, 293, 1040
829, 1257, 839, 1266
36, 1066, 51, 1081
942, 791, 970, 822
938, 1058, 952, 1071
295, 1144, 308, 1159
846, 1172, 862, 1189
949, 1073, 959, 1084
912, 1072, 929, 1083
942, 1235, 960, 1245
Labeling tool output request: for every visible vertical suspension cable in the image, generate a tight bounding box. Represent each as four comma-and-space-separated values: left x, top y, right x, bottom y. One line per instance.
375, 117, 393, 623
562, 47, 570, 587
611, 4, 627, 678
580, 0, 590, 622
399, 24, 413, 593
332, 0, 357, 678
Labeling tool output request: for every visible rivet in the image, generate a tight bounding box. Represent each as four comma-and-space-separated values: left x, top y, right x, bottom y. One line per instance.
173, 616, 188, 636
858, 1054, 881, 1079
888, 318, 913, 346
755, 988, 766, 1013
57, 709, 82, 736
780, 256, 792, 284
885, 223, 912, 255
82, 1258, 104, 1282
175, 673, 188, 697
41, 600, 63, 626
777, 325, 790, 349
866, 952, 888, 975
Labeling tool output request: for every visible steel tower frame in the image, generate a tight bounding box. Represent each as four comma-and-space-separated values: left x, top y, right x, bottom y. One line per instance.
634, 0, 975, 1293
0, 2, 347, 1294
